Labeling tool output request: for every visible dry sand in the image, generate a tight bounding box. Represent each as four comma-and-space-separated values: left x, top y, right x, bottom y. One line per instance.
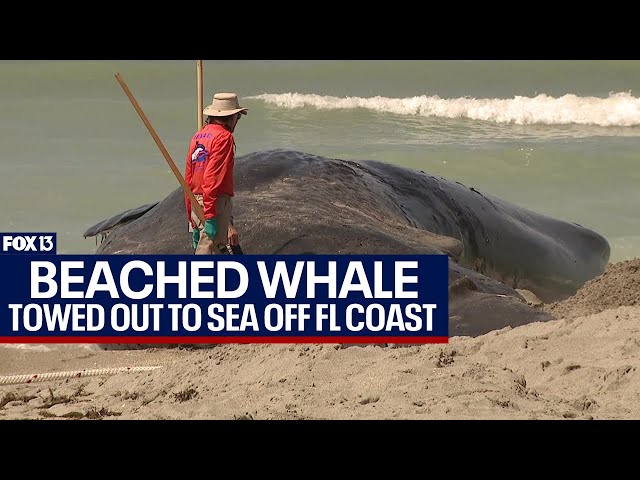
1, 259, 638, 420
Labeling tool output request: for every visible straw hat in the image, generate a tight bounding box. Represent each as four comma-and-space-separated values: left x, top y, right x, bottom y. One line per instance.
203, 92, 249, 117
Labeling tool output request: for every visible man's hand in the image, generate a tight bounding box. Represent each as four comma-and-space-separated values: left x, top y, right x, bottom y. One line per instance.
228, 224, 239, 246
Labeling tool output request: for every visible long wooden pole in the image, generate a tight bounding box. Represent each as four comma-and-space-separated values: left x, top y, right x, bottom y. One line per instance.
114, 72, 206, 224
197, 60, 204, 129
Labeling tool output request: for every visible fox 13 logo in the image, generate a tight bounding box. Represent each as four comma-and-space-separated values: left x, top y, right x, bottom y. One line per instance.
1, 233, 57, 254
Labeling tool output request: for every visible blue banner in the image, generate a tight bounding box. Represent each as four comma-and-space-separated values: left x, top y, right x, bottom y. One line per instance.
0, 254, 449, 344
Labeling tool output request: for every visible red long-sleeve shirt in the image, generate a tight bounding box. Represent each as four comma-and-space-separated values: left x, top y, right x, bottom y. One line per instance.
184, 123, 235, 225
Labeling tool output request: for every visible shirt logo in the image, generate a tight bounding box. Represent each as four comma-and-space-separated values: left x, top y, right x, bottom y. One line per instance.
191, 142, 208, 164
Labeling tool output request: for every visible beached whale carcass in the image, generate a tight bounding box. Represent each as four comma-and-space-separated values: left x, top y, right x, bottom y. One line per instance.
85, 149, 610, 337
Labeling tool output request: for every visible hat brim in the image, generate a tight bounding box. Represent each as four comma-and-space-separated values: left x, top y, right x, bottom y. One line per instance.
203, 107, 249, 117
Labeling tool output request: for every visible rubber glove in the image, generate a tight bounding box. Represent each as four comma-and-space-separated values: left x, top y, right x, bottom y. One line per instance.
192, 228, 200, 250
204, 218, 218, 241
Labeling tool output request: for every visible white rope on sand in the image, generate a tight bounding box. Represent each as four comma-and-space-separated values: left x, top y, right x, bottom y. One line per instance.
0, 366, 162, 386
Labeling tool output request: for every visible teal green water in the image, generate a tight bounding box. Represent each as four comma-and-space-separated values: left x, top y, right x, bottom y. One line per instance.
1, 60, 639, 260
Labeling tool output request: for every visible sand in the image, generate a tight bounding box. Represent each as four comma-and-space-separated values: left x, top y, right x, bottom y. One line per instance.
1, 259, 639, 420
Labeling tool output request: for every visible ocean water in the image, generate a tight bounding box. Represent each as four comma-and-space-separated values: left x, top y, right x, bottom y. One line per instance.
1, 60, 638, 262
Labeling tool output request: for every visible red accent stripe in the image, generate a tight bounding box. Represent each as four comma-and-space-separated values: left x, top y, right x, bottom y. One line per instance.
0, 336, 449, 344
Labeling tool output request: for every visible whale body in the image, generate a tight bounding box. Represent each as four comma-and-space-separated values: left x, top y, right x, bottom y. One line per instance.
85, 150, 610, 338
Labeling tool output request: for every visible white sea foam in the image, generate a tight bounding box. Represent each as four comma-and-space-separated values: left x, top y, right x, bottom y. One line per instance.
250, 91, 640, 127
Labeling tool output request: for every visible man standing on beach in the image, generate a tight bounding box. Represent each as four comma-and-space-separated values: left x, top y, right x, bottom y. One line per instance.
184, 92, 248, 254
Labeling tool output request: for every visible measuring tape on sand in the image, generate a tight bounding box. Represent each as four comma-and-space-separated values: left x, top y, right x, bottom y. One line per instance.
0, 365, 162, 386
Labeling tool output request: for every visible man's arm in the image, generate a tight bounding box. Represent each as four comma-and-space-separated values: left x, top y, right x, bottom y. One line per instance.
184, 144, 194, 227
201, 133, 234, 219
